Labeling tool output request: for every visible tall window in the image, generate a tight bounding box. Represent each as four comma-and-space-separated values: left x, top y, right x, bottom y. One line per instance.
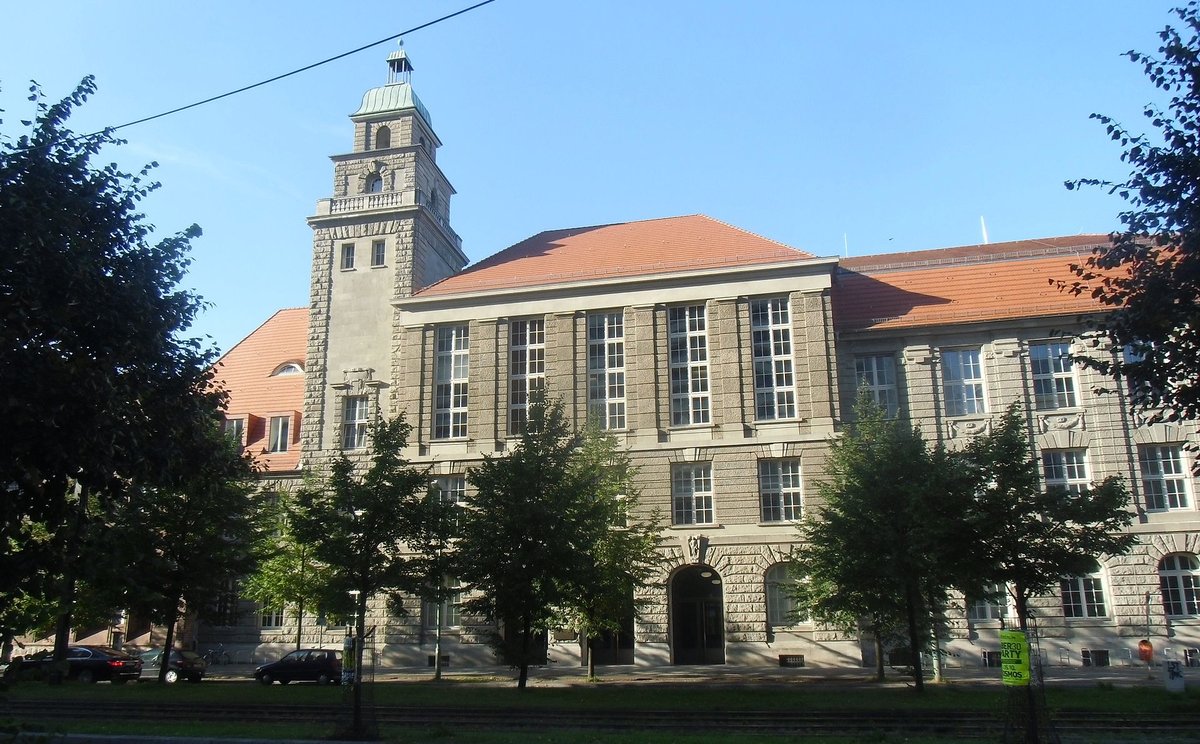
343, 396, 369, 450
374, 125, 391, 149
433, 475, 466, 525
434, 326, 469, 439
268, 415, 290, 453
1042, 450, 1089, 494
509, 319, 545, 435
669, 305, 710, 426
766, 564, 802, 626
855, 354, 898, 417
967, 583, 1008, 621
365, 174, 383, 193
672, 463, 714, 525
1061, 572, 1107, 618
588, 312, 626, 430
1139, 445, 1191, 511
260, 603, 285, 629
213, 580, 239, 627
423, 577, 463, 629
340, 243, 355, 270
942, 348, 985, 416
751, 297, 796, 420
371, 239, 386, 267
759, 460, 803, 522
1159, 553, 1200, 618
1030, 341, 1077, 409
223, 417, 245, 449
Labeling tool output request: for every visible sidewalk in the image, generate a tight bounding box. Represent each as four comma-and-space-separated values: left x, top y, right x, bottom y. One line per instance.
202, 660, 1188, 689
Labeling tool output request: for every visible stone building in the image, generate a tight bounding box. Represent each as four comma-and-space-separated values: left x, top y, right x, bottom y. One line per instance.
208, 49, 1200, 671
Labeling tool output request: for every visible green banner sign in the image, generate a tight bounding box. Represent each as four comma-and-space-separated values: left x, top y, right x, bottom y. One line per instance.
1000, 629, 1030, 686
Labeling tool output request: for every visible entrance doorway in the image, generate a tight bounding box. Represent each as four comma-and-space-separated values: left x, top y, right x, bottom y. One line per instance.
671, 565, 725, 664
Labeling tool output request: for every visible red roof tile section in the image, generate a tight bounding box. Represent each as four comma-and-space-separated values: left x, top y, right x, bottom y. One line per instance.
212, 308, 308, 473
833, 235, 1114, 332
417, 215, 813, 297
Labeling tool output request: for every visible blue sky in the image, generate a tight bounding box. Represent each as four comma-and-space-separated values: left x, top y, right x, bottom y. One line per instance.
0, 1, 1178, 354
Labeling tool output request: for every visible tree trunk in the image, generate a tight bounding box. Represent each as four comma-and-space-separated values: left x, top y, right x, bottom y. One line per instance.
352, 592, 367, 736
1014, 587, 1039, 744
587, 634, 596, 681
516, 620, 530, 690
433, 601, 443, 681
158, 595, 180, 684
50, 483, 87, 685
904, 581, 925, 693
295, 598, 304, 650
1, 633, 13, 665
872, 627, 885, 683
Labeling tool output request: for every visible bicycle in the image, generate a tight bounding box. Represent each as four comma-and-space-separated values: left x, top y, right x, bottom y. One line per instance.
202, 643, 231, 666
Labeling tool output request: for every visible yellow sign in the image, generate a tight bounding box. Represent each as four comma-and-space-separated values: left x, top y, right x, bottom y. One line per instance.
1000, 630, 1030, 686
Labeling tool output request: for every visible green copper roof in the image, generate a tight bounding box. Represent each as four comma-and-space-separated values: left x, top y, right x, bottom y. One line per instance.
353, 82, 432, 126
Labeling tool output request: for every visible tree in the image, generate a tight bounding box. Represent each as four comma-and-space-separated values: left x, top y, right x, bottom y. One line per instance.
0, 77, 221, 672
242, 489, 337, 651
398, 479, 460, 681
1064, 2, 1200, 426
458, 397, 658, 689
556, 424, 663, 681
964, 404, 1137, 629
791, 394, 976, 690
119, 421, 262, 684
291, 415, 427, 734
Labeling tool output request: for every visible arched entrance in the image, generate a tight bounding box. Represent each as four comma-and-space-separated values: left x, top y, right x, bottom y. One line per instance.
671, 565, 725, 665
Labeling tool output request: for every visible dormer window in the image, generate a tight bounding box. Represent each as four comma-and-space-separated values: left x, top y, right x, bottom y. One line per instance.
374, 125, 391, 149
271, 361, 304, 377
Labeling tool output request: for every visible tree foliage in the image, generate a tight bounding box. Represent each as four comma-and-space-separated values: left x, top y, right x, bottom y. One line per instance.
963, 404, 1137, 630
792, 394, 975, 689
1064, 1, 1200, 424
0, 77, 221, 664
458, 397, 659, 689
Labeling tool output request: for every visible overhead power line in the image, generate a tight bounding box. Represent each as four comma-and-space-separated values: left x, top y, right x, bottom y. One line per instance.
84, 0, 497, 140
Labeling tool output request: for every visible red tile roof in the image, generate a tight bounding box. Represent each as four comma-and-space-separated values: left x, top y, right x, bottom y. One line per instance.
212, 308, 308, 473
417, 215, 813, 296
833, 235, 1114, 332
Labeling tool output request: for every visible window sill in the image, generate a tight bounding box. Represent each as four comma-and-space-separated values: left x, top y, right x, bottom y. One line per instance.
340, 267, 356, 273
758, 520, 801, 527
669, 523, 721, 530
369, 264, 387, 269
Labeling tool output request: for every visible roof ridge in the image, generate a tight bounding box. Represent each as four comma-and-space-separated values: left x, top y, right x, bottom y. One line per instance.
841, 236, 1109, 273
698, 214, 810, 256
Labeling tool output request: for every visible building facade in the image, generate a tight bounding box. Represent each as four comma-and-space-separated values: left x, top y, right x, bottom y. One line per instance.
209, 50, 1200, 671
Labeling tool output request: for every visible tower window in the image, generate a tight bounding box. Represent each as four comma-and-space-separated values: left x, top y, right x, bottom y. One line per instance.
365, 174, 383, 193
341, 243, 355, 271
371, 240, 386, 267
374, 125, 391, 149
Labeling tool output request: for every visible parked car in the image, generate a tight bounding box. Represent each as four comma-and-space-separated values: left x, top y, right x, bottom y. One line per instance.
139, 648, 206, 683
254, 648, 341, 685
3, 646, 141, 684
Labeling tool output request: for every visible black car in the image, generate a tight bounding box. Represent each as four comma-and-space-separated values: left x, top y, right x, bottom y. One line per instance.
139, 648, 207, 683
3, 646, 142, 684
254, 648, 342, 685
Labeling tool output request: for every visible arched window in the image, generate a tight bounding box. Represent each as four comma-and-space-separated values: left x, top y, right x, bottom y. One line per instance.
270, 361, 304, 377
365, 174, 383, 193
765, 564, 799, 626
374, 125, 391, 150
1159, 553, 1200, 617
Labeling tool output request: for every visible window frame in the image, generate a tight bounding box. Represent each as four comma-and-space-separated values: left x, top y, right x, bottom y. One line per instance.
267, 414, 291, 453
422, 577, 463, 630
854, 354, 899, 417
1042, 449, 1089, 495
967, 583, 1009, 622
758, 459, 803, 522
1030, 341, 1078, 410
340, 243, 355, 271
1060, 572, 1108, 619
671, 463, 714, 526
1139, 444, 1193, 512
370, 239, 386, 267
668, 305, 711, 427
750, 297, 796, 421
433, 325, 469, 440
508, 318, 546, 436
941, 347, 986, 417
587, 312, 627, 430
765, 563, 802, 627
1159, 553, 1200, 618
260, 603, 285, 629
342, 395, 370, 450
